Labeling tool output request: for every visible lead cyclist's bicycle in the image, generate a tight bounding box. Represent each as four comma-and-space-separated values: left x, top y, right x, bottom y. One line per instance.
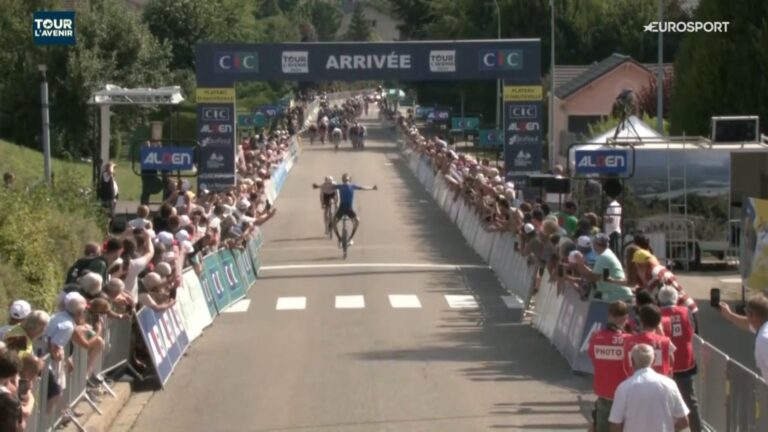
324, 199, 337, 239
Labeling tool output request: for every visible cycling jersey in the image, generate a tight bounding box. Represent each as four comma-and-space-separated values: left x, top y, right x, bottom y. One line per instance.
335, 183, 362, 209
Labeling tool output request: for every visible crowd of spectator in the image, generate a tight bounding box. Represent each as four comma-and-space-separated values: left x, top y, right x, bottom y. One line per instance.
396, 113, 705, 432
0, 99, 302, 431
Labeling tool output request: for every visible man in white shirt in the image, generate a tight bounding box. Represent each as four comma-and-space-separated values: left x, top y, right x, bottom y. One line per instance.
719, 295, 768, 381
609, 344, 690, 432
604, 198, 622, 253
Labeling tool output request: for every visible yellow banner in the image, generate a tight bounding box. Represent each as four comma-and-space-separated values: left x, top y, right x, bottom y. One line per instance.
196, 88, 235, 103
503, 86, 543, 102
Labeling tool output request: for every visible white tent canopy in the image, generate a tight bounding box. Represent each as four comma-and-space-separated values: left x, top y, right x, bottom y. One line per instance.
588, 115, 661, 145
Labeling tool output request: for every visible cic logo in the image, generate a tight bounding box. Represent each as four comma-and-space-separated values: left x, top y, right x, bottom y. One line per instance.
479, 50, 523, 70
215, 52, 259, 72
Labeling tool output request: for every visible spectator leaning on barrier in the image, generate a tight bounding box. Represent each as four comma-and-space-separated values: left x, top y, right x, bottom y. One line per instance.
719, 295, 768, 381
567, 234, 633, 302
3, 310, 49, 359
658, 285, 702, 432
587, 301, 631, 432
609, 343, 690, 432
623, 304, 675, 377
44, 292, 87, 414
0, 301, 32, 339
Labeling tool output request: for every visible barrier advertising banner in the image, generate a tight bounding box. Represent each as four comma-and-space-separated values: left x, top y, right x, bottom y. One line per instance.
178, 269, 216, 342
232, 248, 257, 289
219, 250, 246, 303
136, 305, 190, 387
740, 197, 768, 292
202, 253, 231, 312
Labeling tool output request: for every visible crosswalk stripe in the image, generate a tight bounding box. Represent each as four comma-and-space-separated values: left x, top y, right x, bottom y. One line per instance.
276, 297, 307, 310
223, 299, 251, 313
335, 295, 365, 309
388, 295, 422, 309
444, 295, 478, 309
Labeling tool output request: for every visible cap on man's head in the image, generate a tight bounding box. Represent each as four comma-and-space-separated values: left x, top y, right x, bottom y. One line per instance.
523, 223, 535, 234
155, 262, 173, 277
175, 230, 190, 243
593, 233, 610, 246
9, 300, 31, 320
157, 231, 174, 248
568, 250, 584, 264
577, 236, 592, 249
632, 249, 654, 264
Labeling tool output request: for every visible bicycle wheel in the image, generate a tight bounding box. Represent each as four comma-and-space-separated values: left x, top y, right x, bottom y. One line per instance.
341, 222, 348, 259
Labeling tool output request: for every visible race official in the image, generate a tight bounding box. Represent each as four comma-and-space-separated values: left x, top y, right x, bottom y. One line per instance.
609, 344, 690, 432
623, 304, 675, 377
587, 301, 631, 432
658, 285, 702, 432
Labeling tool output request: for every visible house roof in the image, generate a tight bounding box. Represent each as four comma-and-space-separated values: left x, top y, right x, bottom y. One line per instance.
553, 53, 674, 100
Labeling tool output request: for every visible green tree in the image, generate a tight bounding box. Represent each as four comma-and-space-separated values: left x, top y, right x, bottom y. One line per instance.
671, 0, 768, 135
298, 0, 343, 41
344, 2, 373, 41
389, 0, 434, 40
144, 0, 256, 71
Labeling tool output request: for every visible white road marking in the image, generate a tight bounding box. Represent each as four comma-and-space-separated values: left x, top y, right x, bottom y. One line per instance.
719, 277, 742, 284
502, 295, 524, 310
419, 199, 429, 204
445, 295, 478, 309
223, 299, 251, 313
260, 263, 489, 271
388, 295, 422, 309
335, 295, 365, 309
384, 162, 393, 166
276, 297, 307, 310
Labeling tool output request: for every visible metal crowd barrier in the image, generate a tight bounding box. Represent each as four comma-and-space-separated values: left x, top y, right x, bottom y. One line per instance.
399, 131, 768, 431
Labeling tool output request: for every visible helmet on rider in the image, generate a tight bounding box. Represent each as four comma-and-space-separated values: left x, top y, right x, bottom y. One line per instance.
324, 176, 334, 184
342, 173, 351, 183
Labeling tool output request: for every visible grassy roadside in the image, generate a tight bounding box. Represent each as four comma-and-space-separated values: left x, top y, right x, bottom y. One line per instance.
0, 139, 147, 201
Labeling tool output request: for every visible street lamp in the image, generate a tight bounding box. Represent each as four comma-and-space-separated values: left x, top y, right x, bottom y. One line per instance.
493, 0, 501, 132
656, 0, 664, 134
38, 64, 52, 185
549, 0, 556, 170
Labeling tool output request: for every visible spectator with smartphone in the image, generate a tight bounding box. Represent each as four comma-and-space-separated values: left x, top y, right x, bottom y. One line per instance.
719, 295, 768, 381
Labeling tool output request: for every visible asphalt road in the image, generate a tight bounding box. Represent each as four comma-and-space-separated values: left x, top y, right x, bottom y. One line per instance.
132, 112, 591, 432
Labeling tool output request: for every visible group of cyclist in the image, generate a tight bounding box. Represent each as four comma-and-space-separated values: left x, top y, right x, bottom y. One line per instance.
313, 174, 377, 249
308, 95, 368, 150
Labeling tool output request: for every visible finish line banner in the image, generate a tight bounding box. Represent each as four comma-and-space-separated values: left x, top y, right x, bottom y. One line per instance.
195, 40, 541, 86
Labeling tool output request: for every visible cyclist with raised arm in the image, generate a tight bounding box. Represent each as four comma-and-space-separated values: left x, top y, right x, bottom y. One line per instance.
332, 174, 377, 248
317, 176, 338, 235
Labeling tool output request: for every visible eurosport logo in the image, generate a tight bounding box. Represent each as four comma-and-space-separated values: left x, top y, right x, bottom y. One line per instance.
479, 50, 522, 70
33, 11, 75, 45
644, 21, 729, 33
200, 124, 233, 134
201, 108, 230, 122
282, 51, 308, 74
508, 105, 537, 120
215, 52, 259, 72
429, 50, 456, 72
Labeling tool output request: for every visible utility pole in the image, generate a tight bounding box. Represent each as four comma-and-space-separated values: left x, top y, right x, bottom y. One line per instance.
39, 64, 52, 185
